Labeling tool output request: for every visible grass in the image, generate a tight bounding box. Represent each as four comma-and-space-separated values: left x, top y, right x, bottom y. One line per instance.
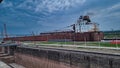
38, 41, 83, 45
22, 41, 120, 48
92, 42, 120, 47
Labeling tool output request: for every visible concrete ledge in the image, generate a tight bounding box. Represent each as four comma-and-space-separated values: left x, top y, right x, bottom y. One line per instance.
15, 46, 120, 68
9, 63, 26, 68
0, 61, 11, 68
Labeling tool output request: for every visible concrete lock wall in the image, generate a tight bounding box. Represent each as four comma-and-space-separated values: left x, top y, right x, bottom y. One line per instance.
15, 47, 120, 68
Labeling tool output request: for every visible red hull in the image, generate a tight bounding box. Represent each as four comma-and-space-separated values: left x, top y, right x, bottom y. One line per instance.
4, 31, 104, 42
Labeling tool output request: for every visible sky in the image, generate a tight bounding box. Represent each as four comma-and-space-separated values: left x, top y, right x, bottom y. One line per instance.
0, 0, 120, 36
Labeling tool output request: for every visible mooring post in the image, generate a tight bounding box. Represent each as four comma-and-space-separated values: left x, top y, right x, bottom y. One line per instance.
2, 46, 5, 53
7, 46, 10, 54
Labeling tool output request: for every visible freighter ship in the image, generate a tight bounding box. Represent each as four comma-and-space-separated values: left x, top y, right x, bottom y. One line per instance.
4, 15, 104, 41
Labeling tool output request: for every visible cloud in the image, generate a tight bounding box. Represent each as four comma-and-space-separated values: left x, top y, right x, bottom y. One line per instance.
35, 0, 86, 13
0, 0, 13, 8
106, 3, 120, 12
80, 2, 120, 31
1, 0, 119, 33
84, 3, 120, 19
17, 0, 86, 13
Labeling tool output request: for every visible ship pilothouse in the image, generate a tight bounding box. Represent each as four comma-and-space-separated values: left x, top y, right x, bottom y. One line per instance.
73, 15, 99, 33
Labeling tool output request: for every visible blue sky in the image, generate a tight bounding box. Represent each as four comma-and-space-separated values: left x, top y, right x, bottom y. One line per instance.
0, 0, 120, 35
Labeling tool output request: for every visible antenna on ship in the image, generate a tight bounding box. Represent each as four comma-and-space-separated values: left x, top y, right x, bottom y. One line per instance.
1, 29, 4, 41
4, 23, 8, 38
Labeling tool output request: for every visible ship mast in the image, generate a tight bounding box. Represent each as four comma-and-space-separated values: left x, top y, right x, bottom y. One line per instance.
4, 24, 8, 38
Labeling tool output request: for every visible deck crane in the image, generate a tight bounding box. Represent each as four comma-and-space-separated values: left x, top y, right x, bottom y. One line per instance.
90, 23, 99, 32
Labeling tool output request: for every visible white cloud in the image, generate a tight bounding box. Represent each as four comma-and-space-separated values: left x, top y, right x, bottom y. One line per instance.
106, 3, 120, 12
85, 3, 120, 19
83, 3, 120, 30
17, 0, 86, 13
36, 0, 86, 12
